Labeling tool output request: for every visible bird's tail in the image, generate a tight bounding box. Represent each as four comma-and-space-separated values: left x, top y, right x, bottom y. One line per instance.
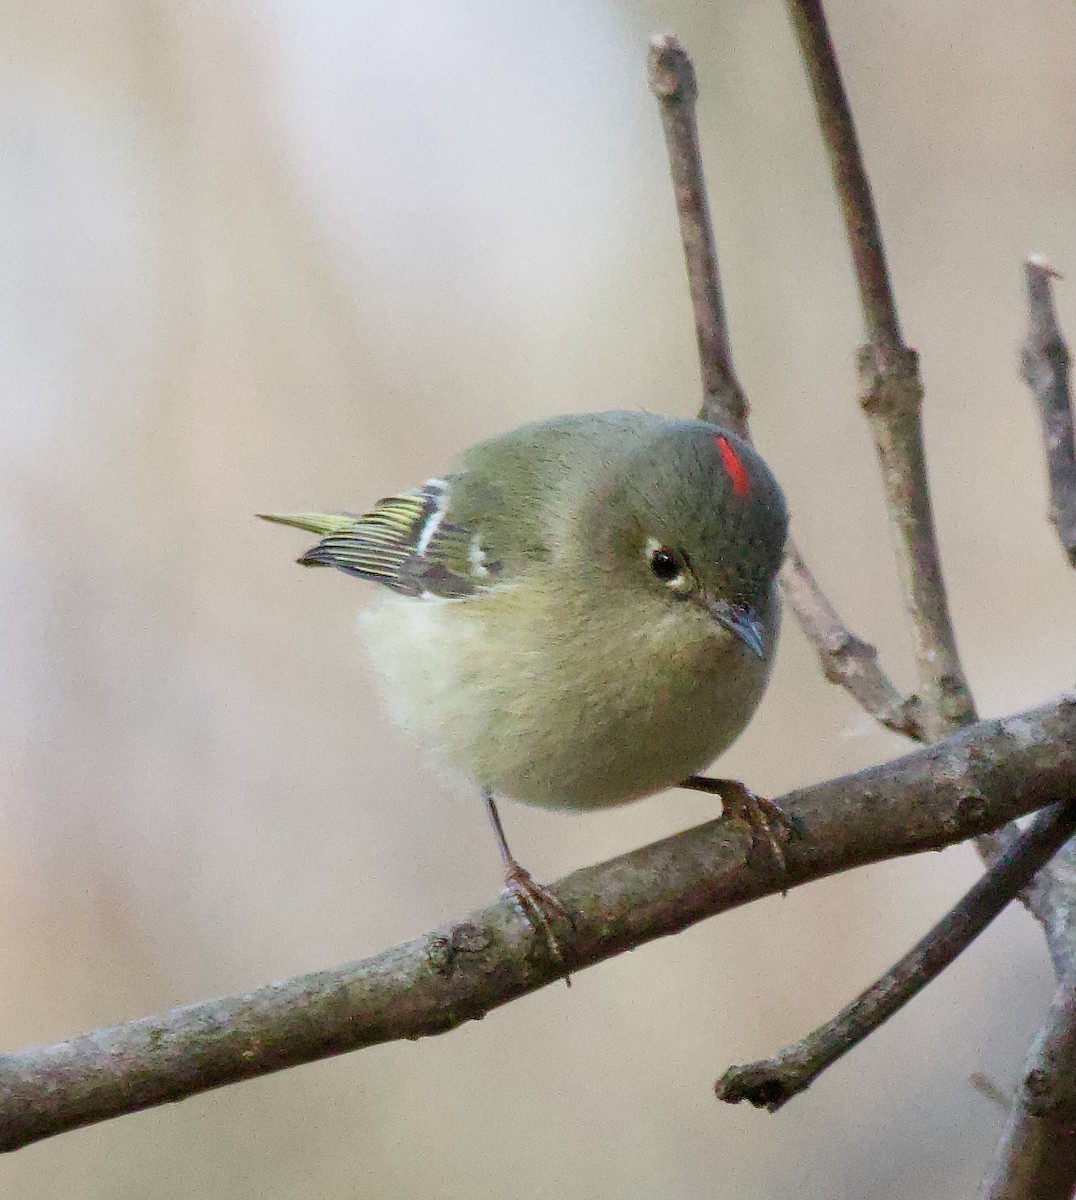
257, 511, 358, 536
257, 511, 361, 567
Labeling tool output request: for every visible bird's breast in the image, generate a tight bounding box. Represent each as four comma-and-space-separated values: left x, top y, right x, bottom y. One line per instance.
359, 580, 777, 811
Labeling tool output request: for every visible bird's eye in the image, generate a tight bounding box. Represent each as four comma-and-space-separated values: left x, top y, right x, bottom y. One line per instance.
650, 549, 680, 582
645, 540, 689, 590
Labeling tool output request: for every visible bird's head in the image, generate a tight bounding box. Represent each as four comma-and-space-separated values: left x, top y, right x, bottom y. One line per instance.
592, 421, 788, 658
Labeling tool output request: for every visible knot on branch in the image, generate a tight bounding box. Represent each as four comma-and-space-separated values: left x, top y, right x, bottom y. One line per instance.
817, 628, 923, 738
1021, 337, 1072, 391
701, 384, 750, 437
1020, 1064, 1076, 1119
819, 627, 877, 672
715, 1060, 800, 1112
856, 343, 923, 420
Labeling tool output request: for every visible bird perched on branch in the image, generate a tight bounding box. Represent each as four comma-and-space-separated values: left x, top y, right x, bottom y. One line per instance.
262, 411, 789, 940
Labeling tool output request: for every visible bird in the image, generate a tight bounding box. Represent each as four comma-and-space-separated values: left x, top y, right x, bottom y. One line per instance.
261, 410, 790, 940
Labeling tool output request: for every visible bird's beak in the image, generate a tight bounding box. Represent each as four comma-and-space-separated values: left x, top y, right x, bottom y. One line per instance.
705, 599, 765, 659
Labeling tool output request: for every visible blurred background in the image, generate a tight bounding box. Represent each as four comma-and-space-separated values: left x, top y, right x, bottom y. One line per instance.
1, 1, 1073, 1196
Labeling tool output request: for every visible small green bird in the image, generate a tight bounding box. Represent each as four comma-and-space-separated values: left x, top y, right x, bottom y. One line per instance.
262, 411, 789, 931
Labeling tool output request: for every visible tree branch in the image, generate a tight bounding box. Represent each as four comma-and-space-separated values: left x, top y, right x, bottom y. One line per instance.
1022, 256, 1076, 568
647, 31, 917, 741
704, 15, 1076, 1194
976, 259, 1076, 1199
784, 0, 900, 358
979, 963, 1076, 1200
1, 695, 1074, 1152
778, 546, 922, 739
785, 0, 976, 740
716, 801, 1076, 1111
647, 33, 747, 438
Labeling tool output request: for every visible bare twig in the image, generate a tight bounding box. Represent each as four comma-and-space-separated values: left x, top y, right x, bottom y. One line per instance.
976, 261, 1076, 1198
970, 1074, 1012, 1113
647, 31, 916, 739
1, 695, 1074, 1152
855, 344, 979, 736
984, 813, 1076, 982
1020, 846, 1076, 982
786, 0, 976, 740
784, 0, 900, 358
791, 5, 1076, 1185
647, 34, 747, 437
655, 14, 1075, 1193
979, 964, 1076, 1200
778, 545, 922, 738
716, 801, 1076, 1111
1022, 256, 1076, 567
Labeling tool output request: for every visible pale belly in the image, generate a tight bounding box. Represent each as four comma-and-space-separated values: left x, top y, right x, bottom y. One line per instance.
360, 585, 778, 811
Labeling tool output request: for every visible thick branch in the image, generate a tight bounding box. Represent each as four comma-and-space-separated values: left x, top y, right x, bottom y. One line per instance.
1022, 256, 1076, 568
786, 0, 975, 740
717, 801, 1076, 1110
979, 964, 1076, 1200
1, 695, 1075, 1151
647, 31, 915, 739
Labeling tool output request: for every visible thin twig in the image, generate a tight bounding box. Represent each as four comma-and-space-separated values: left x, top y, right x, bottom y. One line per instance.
1023, 261, 1076, 961
778, 545, 922, 738
785, 0, 976, 740
976, 260, 1076, 1199
716, 801, 1076, 1111
1, 694, 1074, 1152
784, 0, 900, 359
771, 19, 1076, 1194
646, 31, 916, 739
985, 816, 1076, 982
1022, 256, 1076, 567
979, 963, 1076, 1200
970, 1074, 1012, 1113
647, 34, 747, 437
1019, 846, 1076, 982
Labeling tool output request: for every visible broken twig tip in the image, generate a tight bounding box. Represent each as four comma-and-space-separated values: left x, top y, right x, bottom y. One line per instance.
1027, 254, 1063, 281
647, 32, 696, 102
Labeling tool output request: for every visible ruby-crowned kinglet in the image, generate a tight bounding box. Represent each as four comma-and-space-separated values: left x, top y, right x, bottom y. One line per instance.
262, 411, 788, 927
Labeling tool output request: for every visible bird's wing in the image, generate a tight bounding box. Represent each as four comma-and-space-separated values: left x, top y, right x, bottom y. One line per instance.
262, 479, 504, 599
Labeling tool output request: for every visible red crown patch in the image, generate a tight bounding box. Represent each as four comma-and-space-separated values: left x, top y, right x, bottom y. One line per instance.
716, 436, 751, 498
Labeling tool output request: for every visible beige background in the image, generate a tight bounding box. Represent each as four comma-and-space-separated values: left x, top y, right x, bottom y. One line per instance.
1, 2, 1074, 1197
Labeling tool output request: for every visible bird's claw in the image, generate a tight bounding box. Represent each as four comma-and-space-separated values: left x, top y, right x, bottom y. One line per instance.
718, 780, 803, 877
501, 859, 574, 969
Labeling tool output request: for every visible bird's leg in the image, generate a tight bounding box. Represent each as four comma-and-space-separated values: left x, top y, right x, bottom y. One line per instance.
680, 776, 805, 875
483, 790, 572, 959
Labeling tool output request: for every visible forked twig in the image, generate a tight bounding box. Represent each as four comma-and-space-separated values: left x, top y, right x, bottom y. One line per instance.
778, 546, 921, 738
979, 962, 1076, 1200
779, 8, 1076, 1195
646, 32, 917, 739
977, 260, 1076, 1200
716, 802, 1076, 1110
651, 16, 1076, 1192
1, 698, 1075, 1151
786, 0, 976, 740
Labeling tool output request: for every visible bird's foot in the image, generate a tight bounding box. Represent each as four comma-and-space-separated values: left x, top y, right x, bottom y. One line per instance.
682, 775, 805, 878
501, 858, 574, 968
720, 782, 803, 875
